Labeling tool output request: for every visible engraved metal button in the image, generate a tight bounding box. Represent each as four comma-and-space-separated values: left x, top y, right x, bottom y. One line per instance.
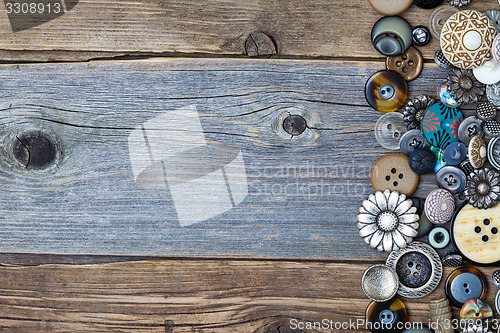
386, 242, 443, 299
487, 82, 500, 107
476, 101, 497, 121
484, 120, 500, 137
442, 253, 463, 267
492, 270, 500, 289
434, 49, 453, 69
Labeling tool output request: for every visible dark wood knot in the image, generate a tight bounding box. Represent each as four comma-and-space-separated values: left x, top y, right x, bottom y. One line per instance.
14, 131, 57, 170
283, 115, 307, 136
245, 32, 277, 57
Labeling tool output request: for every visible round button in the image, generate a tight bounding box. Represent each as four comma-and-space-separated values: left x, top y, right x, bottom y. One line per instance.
366, 71, 408, 113
445, 267, 487, 308
476, 101, 497, 121
368, 0, 413, 15
386, 242, 442, 298
434, 49, 452, 69
443, 142, 467, 166
410, 196, 425, 216
436, 166, 466, 194
442, 253, 463, 267
452, 203, 500, 265
371, 153, 419, 196
416, 210, 434, 238
492, 270, 500, 289
468, 136, 487, 169
412, 26, 431, 47
487, 82, 500, 107
372, 16, 413, 57
386, 47, 423, 81
399, 129, 427, 155
484, 120, 500, 137
484, 10, 500, 34
492, 34, 500, 64
473, 59, 500, 85
408, 148, 436, 175
460, 298, 493, 323
488, 137, 500, 171
375, 112, 407, 150
404, 95, 435, 130
422, 103, 463, 150
440, 10, 497, 69
413, 0, 443, 9
425, 188, 455, 225
362, 264, 399, 302
428, 226, 450, 249
366, 298, 408, 333
429, 6, 459, 39
438, 81, 461, 108
458, 116, 483, 146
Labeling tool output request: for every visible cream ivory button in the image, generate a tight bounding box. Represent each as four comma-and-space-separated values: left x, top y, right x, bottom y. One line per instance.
473, 59, 500, 85
452, 203, 500, 265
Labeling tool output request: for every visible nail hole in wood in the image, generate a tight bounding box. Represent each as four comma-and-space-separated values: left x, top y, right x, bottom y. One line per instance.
283, 115, 307, 136
14, 131, 57, 170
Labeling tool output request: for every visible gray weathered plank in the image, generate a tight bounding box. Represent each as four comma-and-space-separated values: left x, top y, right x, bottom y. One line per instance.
0, 0, 494, 61
0, 58, 473, 259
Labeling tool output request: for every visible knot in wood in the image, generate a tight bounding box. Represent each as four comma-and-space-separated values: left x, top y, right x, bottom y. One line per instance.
283, 115, 307, 136
245, 32, 277, 57
14, 131, 57, 169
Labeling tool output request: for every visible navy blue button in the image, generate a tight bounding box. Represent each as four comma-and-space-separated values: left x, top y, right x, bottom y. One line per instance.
443, 142, 467, 166
409, 148, 436, 175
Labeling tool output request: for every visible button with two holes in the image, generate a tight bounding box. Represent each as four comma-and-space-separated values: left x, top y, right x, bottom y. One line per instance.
375, 112, 408, 150
445, 267, 487, 308
386, 47, 423, 81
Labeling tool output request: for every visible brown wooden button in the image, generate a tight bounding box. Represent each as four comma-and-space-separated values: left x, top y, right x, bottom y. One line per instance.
386, 47, 424, 81
371, 153, 420, 196
368, 0, 413, 15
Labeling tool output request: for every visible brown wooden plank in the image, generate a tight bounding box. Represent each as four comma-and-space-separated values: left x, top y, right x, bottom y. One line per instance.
0, 259, 498, 332
0, 1, 494, 62
0, 58, 473, 259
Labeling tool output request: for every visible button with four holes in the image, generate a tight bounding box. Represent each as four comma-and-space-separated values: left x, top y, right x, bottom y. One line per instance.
445, 267, 487, 308
386, 47, 424, 81
371, 153, 419, 196
452, 203, 500, 265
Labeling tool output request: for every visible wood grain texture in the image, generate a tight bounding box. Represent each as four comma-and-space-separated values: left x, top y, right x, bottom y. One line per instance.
0, 0, 494, 62
0, 58, 479, 259
0, 259, 498, 332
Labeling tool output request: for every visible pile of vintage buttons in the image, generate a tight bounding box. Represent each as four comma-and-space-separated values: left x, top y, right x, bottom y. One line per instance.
361, 1, 500, 332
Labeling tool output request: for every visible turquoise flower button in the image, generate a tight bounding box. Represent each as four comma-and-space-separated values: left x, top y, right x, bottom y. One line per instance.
422, 103, 463, 149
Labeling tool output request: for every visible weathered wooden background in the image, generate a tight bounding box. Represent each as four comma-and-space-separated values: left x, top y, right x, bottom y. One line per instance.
0, 0, 498, 332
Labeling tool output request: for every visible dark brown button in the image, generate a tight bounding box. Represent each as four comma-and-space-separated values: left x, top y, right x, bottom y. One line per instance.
366, 298, 409, 333
371, 153, 419, 196
365, 70, 408, 113
386, 47, 424, 81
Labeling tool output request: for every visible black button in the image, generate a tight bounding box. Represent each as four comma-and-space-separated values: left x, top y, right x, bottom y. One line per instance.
413, 0, 443, 9
412, 26, 431, 46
